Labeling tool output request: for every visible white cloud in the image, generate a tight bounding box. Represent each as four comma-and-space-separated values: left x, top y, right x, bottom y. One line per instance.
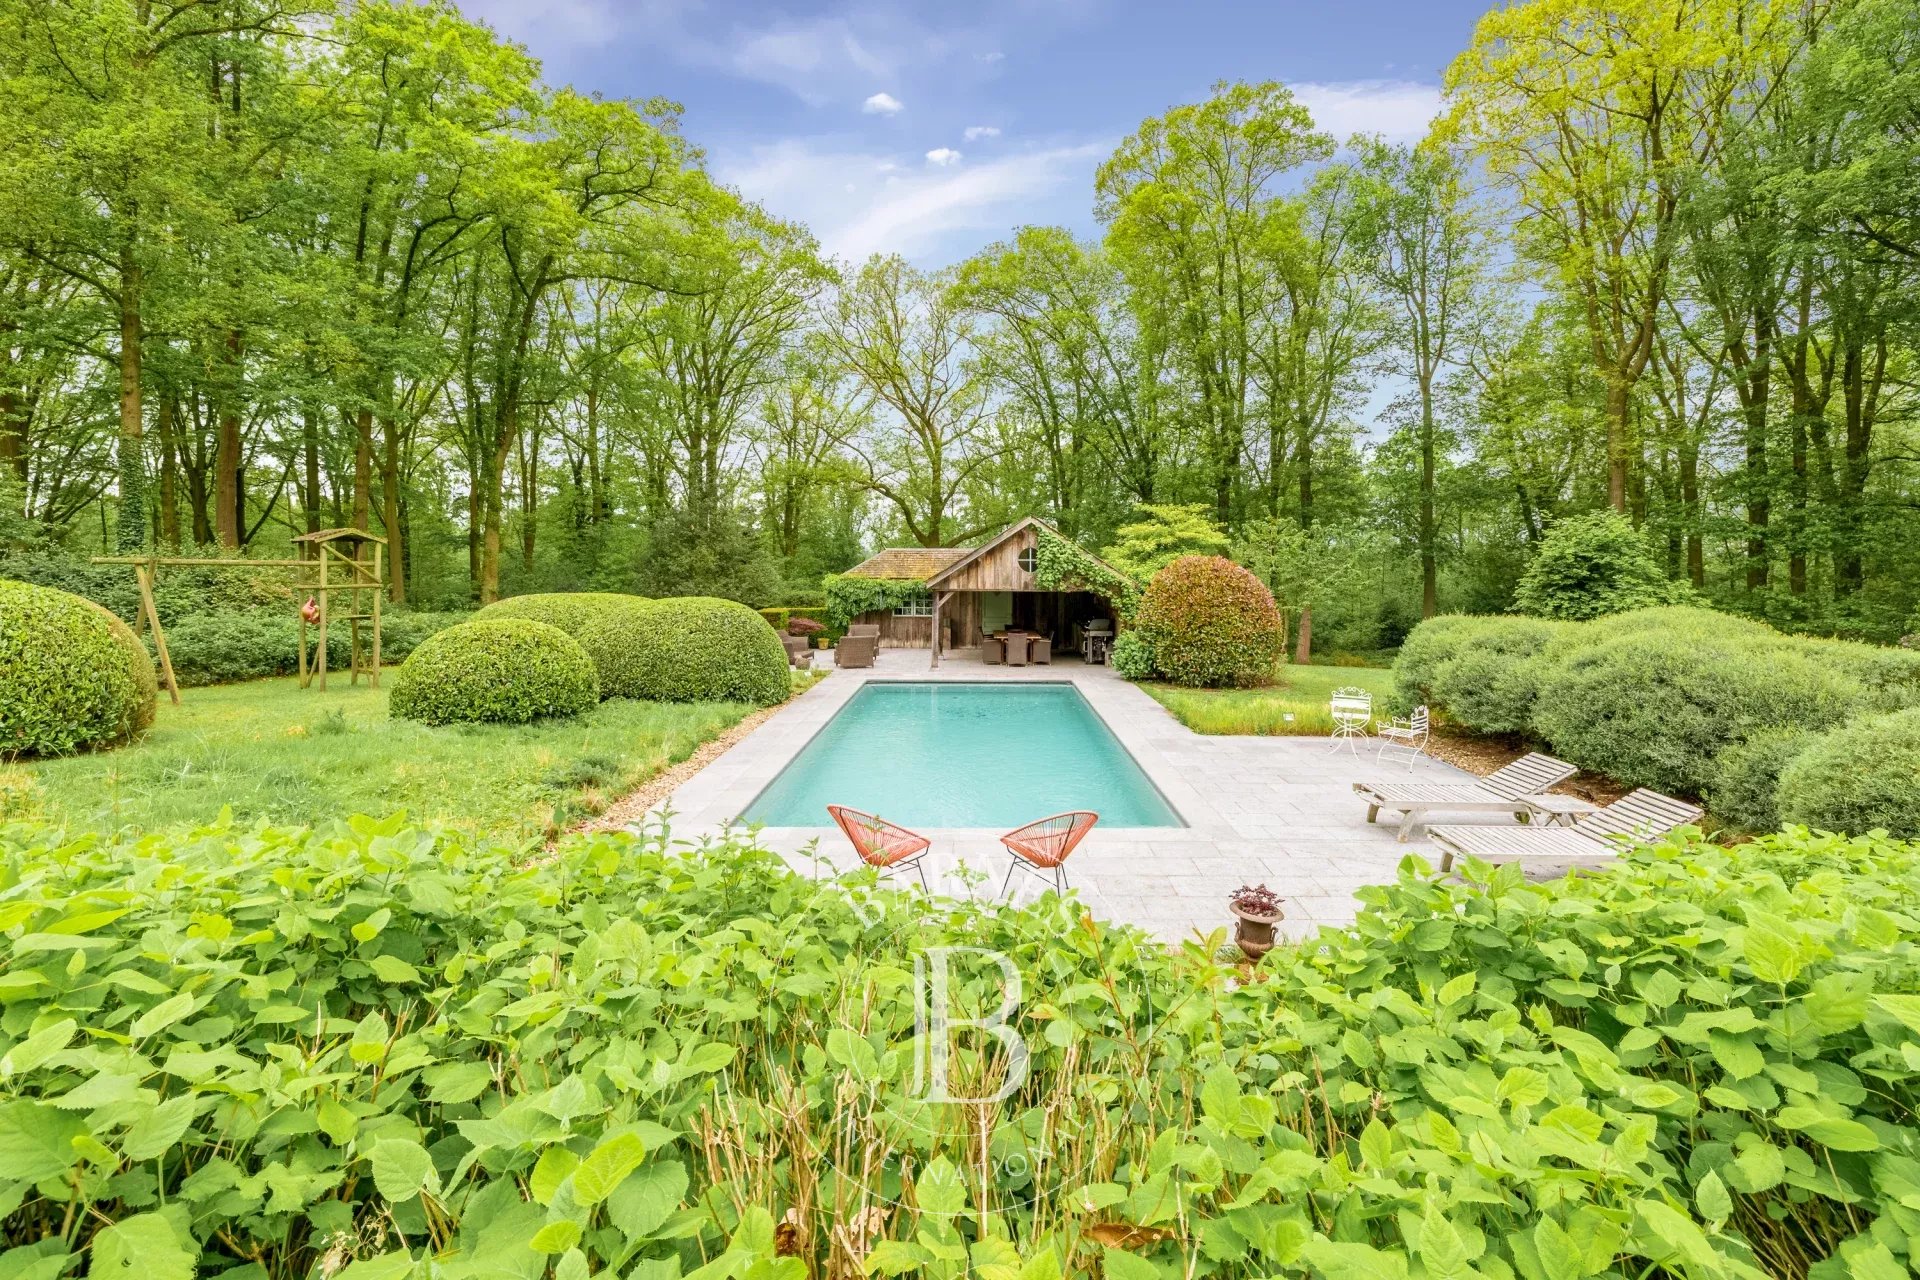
717, 138, 1106, 263
963, 125, 1001, 141
1293, 80, 1444, 145
979, 50, 1005, 62
925, 147, 963, 166
863, 92, 905, 115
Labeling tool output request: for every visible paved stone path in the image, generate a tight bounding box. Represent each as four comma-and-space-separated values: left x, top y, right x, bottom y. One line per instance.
656, 650, 1478, 943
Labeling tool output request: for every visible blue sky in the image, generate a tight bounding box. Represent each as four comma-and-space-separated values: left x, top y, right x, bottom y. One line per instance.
460, 0, 1496, 265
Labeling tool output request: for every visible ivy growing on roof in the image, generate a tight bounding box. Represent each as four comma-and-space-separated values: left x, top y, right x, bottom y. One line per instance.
822, 574, 930, 627
1034, 526, 1142, 620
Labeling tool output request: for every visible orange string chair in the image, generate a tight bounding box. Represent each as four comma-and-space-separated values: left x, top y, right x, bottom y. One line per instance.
826, 805, 932, 892
999, 810, 1100, 897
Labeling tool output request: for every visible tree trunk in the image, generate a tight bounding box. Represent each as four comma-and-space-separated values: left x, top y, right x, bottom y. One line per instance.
1419, 384, 1438, 619
479, 422, 511, 605
116, 247, 147, 552
303, 403, 321, 535
157, 396, 180, 548
1604, 375, 1629, 513
352, 407, 373, 531
382, 415, 405, 604
0, 389, 24, 483
1293, 606, 1312, 665
1679, 440, 1704, 588
214, 330, 243, 548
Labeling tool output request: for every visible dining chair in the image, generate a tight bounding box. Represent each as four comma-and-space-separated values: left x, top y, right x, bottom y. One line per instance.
1328, 687, 1373, 754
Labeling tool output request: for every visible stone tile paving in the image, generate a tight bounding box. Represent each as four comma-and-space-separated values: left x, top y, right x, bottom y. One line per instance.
653, 648, 1480, 944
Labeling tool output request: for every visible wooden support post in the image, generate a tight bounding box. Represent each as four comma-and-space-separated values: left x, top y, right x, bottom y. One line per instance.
136, 561, 180, 705
371, 542, 383, 687
316, 545, 329, 691
929, 590, 945, 670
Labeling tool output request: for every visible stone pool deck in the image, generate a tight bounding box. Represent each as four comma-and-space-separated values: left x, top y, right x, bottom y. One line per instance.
652, 650, 1480, 943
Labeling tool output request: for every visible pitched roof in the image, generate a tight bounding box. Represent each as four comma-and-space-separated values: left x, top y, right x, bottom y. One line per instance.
841, 546, 973, 580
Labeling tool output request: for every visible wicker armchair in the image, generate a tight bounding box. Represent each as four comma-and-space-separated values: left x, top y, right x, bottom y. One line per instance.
835, 634, 878, 668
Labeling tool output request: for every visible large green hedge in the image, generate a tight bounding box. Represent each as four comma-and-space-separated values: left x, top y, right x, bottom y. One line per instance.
481, 593, 789, 707
1393, 608, 1920, 834
0, 579, 157, 756
478, 590, 647, 637
1510, 509, 1694, 619
1778, 707, 1920, 839
389, 618, 599, 725
1133, 554, 1285, 687
2, 814, 1919, 1278
614, 596, 789, 705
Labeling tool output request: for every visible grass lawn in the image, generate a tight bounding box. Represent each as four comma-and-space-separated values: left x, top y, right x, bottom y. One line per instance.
1141, 663, 1397, 736
4, 672, 770, 840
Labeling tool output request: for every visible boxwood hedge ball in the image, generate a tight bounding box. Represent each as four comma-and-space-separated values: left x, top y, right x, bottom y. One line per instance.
389, 618, 599, 726
0, 579, 158, 756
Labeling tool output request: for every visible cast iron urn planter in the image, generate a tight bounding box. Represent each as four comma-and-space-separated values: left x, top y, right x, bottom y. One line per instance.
1228, 883, 1285, 962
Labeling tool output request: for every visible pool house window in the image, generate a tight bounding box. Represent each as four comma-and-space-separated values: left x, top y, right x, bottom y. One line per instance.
894, 591, 935, 617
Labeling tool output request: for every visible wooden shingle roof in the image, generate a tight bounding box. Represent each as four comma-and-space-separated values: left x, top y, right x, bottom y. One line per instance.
841, 546, 973, 580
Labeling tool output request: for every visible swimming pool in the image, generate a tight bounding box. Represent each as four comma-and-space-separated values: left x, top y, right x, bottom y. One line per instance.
741, 682, 1183, 828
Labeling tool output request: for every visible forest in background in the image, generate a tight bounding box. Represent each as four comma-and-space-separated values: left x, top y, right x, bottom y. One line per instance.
0, 0, 1916, 653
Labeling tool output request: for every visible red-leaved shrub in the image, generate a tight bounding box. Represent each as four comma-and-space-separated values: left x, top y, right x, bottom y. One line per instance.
1134, 555, 1284, 687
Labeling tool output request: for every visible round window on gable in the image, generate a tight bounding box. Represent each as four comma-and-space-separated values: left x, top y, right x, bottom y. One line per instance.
1018, 547, 1037, 574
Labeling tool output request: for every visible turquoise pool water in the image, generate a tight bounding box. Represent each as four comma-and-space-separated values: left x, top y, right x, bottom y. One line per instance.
741, 682, 1183, 828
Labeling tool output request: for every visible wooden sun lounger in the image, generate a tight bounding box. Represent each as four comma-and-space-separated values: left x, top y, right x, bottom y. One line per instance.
1354, 751, 1578, 840
1430, 787, 1703, 871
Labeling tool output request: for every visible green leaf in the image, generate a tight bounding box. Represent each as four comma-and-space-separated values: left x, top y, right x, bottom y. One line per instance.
370, 1138, 439, 1200
1696, 1170, 1732, 1224
130, 992, 195, 1040
529, 1221, 582, 1255
607, 1159, 689, 1242
1775, 1106, 1880, 1151
572, 1132, 646, 1206
333, 1251, 419, 1280
0, 1019, 74, 1077
530, 1146, 579, 1207
122, 1095, 199, 1161
1532, 1217, 1585, 1280
90, 1212, 196, 1280
1101, 1249, 1161, 1280
0, 1101, 84, 1181
1300, 1239, 1410, 1280
369, 954, 420, 984
1417, 1211, 1470, 1280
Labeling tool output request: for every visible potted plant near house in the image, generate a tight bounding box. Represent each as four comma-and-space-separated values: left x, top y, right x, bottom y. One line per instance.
1227, 883, 1285, 961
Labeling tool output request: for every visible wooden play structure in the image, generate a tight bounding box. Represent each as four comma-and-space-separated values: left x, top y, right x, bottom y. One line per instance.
92, 527, 386, 702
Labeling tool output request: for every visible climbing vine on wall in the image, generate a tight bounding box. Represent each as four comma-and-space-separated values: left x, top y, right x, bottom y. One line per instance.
823, 575, 929, 627
1034, 528, 1141, 621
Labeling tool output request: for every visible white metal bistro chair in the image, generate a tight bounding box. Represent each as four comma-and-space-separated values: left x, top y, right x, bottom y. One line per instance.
1328, 686, 1373, 754
1376, 705, 1430, 769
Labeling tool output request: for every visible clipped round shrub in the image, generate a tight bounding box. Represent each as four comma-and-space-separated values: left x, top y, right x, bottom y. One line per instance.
1776, 708, 1920, 838
1134, 556, 1284, 688
1110, 629, 1157, 679
1390, 614, 1484, 714
1532, 630, 1862, 797
1708, 728, 1819, 835
480, 592, 646, 635
482, 592, 651, 699
0, 580, 157, 756
611, 596, 789, 706
1512, 511, 1693, 620
389, 619, 598, 726
1429, 616, 1571, 735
